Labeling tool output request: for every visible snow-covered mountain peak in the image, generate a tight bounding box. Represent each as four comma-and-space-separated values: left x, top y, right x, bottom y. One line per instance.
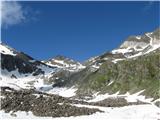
0, 43, 60, 89
43, 55, 86, 72
119, 35, 150, 50
112, 29, 160, 56
0, 43, 17, 56
85, 28, 160, 69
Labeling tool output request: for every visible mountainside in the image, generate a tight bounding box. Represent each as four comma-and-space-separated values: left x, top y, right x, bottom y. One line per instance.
1, 28, 160, 94
0, 28, 160, 118
63, 28, 160, 99
72, 48, 160, 99
0, 43, 59, 89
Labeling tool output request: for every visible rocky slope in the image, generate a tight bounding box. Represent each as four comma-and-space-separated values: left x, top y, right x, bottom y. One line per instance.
0, 87, 101, 117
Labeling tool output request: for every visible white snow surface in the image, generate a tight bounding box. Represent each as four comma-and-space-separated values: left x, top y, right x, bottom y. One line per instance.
45, 59, 86, 72
0, 44, 16, 56
136, 36, 141, 40
87, 90, 153, 103
112, 47, 133, 54
112, 58, 124, 63
0, 73, 43, 89
0, 104, 159, 120
45, 86, 77, 97
0, 66, 57, 90
107, 81, 114, 86
91, 64, 100, 69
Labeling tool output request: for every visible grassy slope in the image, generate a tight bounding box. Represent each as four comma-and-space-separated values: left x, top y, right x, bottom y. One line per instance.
77, 49, 160, 99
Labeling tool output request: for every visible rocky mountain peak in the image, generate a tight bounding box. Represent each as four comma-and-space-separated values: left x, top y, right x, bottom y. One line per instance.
120, 28, 160, 50
0, 43, 58, 90
0, 43, 18, 56
113, 28, 160, 55
84, 28, 160, 70
53, 55, 68, 60
44, 55, 86, 72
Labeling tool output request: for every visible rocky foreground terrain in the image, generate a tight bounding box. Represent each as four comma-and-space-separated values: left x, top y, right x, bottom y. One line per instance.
1, 86, 152, 118
0, 87, 101, 117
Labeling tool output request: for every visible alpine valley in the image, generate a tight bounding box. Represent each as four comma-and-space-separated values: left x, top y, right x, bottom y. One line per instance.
0, 28, 160, 119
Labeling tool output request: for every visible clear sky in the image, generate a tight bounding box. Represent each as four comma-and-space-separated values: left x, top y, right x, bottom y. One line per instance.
1, 1, 160, 61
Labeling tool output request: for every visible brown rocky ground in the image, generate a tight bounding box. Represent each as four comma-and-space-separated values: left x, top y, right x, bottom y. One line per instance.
0, 87, 101, 117
0, 87, 150, 118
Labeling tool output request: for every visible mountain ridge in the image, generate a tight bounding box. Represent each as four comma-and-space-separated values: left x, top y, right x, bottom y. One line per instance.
0, 28, 160, 98
1, 28, 160, 118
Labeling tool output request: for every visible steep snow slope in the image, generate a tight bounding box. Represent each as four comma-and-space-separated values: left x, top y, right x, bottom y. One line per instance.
0, 43, 59, 89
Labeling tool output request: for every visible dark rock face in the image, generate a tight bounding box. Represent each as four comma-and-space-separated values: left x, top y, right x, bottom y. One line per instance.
1, 48, 59, 78
0, 43, 57, 78
100, 52, 125, 59
0, 87, 101, 117
44, 69, 71, 86
154, 101, 160, 108
1, 54, 44, 75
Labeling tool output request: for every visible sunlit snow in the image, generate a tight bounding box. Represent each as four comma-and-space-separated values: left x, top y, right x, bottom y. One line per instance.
1, 104, 159, 120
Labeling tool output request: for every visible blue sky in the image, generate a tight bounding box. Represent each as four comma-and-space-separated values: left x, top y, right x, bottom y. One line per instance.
1, 1, 160, 61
